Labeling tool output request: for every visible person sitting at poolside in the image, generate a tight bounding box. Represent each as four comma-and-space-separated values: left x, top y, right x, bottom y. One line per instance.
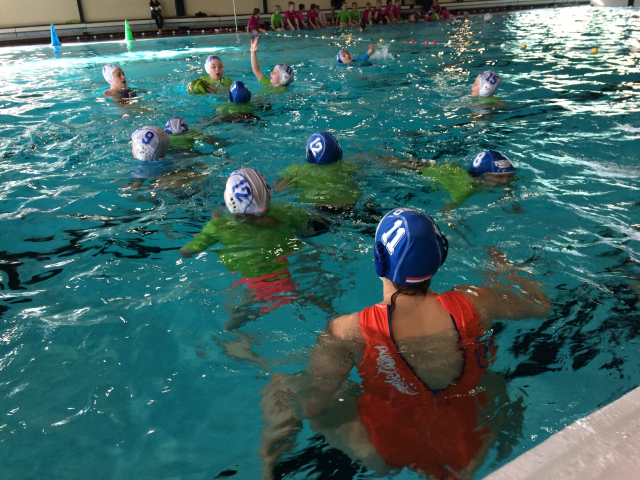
275, 132, 361, 211
315, 4, 328, 27
248, 8, 267, 34
471, 70, 502, 102
371, 0, 383, 23
382, 0, 394, 23
129, 126, 207, 188
285, 1, 301, 29
271, 4, 285, 30
186, 55, 233, 94
258, 208, 550, 479
463, 10, 470, 18
297, 4, 310, 29
419, 150, 516, 209
307, 4, 320, 29
102, 64, 136, 98
250, 37, 295, 93
348, 2, 361, 26
179, 168, 327, 325
214, 81, 260, 123
361, 2, 372, 25
337, 44, 377, 64
441, 8, 450, 19
391, 0, 401, 22
336, 2, 351, 27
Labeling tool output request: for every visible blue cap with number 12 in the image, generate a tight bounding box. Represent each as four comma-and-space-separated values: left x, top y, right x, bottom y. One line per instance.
374, 209, 448, 285
306, 132, 342, 165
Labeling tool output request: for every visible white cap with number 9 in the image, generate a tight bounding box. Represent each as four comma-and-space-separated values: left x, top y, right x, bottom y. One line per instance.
131, 126, 170, 162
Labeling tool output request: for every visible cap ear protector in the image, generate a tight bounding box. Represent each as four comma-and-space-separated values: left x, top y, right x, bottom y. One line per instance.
337, 50, 345, 63
374, 240, 390, 277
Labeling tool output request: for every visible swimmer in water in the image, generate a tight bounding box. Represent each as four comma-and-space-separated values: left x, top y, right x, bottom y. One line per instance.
128, 126, 207, 188
484, 13, 492, 23
337, 44, 377, 64
214, 81, 260, 123
471, 70, 503, 103
179, 168, 328, 327
249, 37, 295, 93
275, 132, 361, 211
187, 55, 233, 94
419, 150, 516, 209
259, 209, 550, 479
102, 64, 135, 99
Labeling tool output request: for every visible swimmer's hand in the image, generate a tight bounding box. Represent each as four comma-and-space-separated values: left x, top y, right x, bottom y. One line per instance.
274, 178, 291, 191
250, 36, 260, 53
179, 246, 196, 258
367, 44, 377, 56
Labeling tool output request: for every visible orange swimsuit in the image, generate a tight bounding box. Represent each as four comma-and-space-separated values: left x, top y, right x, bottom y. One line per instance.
357, 292, 492, 479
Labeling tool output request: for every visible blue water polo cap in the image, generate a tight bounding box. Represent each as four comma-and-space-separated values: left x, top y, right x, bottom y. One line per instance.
337, 50, 345, 63
468, 150, 515, 177
229, 81, 251, 103
306, 132, 343, 165
164, 116, 189, 134
374, 209, 448, 285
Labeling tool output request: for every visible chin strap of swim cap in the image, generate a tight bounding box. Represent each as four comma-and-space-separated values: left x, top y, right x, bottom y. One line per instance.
102, 64, 118, 84
478, 70, 501, 97
374, 240, 390, 278
337, 50, 345, 63
276, 64, 294, 86
205, 55, 222, 74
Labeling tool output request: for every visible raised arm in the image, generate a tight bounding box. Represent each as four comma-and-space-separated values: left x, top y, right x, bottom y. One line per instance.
453, 248, 552, 328
250, 36, 265, 81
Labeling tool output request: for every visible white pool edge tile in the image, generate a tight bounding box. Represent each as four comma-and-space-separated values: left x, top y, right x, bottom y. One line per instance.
484, 386, 640, 480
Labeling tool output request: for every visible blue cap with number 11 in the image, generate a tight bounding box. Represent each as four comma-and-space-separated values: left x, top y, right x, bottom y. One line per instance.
306, 132, 342, 165
374, 209, 448, 286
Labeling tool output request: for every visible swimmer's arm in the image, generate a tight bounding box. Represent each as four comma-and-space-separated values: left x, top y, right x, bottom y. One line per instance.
179, 222, 220, 257
453, 249, 552, 327
366, 44, 377, 56
273, 178, 291, 191
249, 36, 265, 82
290, 314, 360, 418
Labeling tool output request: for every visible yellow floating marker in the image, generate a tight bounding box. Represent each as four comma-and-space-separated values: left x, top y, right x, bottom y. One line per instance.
464, 41, 470, 46
298, 34, 301, 37
380, 39, 384, 42
322, 35, 325, 39
521, 43, 527, 49
591, 47, 598, 54
277, 34, 281, 36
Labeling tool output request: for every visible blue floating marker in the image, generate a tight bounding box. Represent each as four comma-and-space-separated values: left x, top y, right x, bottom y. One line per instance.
50, 24, 61, 46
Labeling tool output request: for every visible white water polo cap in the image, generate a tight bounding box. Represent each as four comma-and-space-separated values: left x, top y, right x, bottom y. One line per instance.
204, 55, 222, 73
484, 13, 492, 21
224, 168, 273, 215
131, 126, 170, 162
477, 70, 501, 97
164, 116, 189, 134
102, 64, 120, 84
275, 64, 294, 86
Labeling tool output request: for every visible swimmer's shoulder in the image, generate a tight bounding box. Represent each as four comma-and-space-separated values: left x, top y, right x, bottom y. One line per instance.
330, 312, 362, 341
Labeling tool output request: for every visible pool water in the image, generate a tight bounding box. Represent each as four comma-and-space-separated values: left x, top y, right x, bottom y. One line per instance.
1, 6, 640, 479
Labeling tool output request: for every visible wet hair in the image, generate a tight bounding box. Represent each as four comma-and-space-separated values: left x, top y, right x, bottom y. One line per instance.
389, 279, 432, 317
253, 7, 260, 15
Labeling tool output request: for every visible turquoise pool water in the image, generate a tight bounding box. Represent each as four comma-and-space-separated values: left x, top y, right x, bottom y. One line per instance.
1, 6, 640, 478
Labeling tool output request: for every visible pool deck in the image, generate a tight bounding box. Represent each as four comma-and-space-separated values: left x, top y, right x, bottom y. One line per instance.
485, 385, 640, 480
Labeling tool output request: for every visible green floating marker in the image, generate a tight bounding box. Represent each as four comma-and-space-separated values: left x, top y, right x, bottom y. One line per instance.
125, 20, 134, 41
